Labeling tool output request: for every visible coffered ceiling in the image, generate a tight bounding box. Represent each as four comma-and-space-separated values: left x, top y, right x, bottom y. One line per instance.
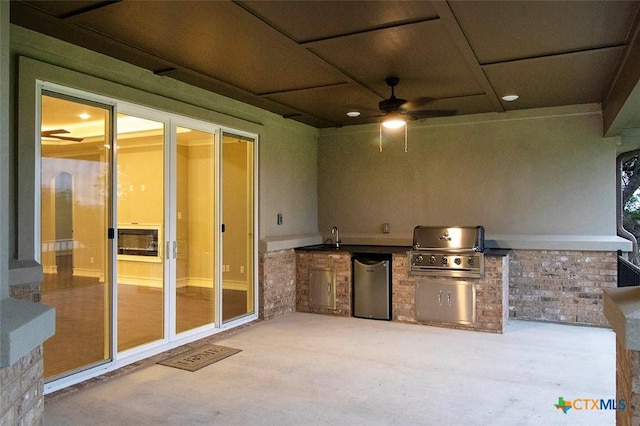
10, 1, 640, 132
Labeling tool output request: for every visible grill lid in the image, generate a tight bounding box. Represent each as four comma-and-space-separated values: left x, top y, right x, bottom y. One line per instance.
412, 226, 485, 252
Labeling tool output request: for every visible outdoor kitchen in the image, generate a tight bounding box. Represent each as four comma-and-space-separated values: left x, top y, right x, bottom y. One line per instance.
295, 226, 510, 333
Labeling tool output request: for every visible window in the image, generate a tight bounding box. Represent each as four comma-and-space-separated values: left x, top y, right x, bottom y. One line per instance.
618, 150, 640, 263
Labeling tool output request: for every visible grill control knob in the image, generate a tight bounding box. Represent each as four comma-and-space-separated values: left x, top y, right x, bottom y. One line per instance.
415, 255, 424, 263
441, 256, 448, 265
468, 257, 475, 265
454, 257, 462, 265
429, 255, 436, 264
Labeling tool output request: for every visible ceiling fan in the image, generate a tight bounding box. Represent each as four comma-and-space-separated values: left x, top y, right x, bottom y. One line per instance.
41, 129, 84, 142
378, 77, 456, 128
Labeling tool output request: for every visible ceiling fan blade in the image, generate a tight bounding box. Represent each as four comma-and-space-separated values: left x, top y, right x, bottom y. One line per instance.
46, 135, 85, 142
400, 97, 436, 111
41, 129, 71, 136
404, 109, 457, 119
41, 129, 84, 142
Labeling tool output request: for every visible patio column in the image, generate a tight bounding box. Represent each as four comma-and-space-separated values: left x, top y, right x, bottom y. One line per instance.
604, 287, 640, 425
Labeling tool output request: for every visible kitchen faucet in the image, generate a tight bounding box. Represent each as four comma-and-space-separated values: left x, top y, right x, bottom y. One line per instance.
331, 226, 341, 248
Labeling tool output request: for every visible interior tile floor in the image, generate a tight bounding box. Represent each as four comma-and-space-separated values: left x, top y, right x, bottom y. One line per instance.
44, 313, 616, 425
42, 273, 248, 379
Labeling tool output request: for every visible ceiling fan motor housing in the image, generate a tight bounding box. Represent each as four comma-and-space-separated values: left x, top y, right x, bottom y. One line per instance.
379, 76, 406, 112
379, 96, 407, 112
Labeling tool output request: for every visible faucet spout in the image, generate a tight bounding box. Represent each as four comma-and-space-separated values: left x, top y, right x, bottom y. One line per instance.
331, 226, 341, 248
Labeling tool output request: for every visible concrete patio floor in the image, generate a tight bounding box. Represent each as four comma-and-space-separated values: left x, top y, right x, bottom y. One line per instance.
44, 313, 616, 425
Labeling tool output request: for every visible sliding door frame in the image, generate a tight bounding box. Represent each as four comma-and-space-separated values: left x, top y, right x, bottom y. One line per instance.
34, 83, 259, 394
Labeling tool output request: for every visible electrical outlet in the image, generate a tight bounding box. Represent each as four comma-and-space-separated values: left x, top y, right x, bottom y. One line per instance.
240, 265, 244, 274
90, 257, 94, 264
277, 213, 283, 225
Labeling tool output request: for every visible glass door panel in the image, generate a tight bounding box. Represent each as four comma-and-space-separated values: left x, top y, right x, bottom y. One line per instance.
222, 132, 255, 322
116, 114, 165, 351
175, 126, 217, 333
41, 93, 112, 380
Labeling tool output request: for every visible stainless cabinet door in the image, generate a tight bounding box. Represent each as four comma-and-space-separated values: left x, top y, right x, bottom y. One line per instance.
415, 281, 444, 321
416, 280, 476, 324
309, 268, 336, 309
441, 282, 475, 324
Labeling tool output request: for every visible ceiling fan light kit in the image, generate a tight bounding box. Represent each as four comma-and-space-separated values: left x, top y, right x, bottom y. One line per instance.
379, 120, 408, 153
381, 115, 406, 129
376, 76, 454, 153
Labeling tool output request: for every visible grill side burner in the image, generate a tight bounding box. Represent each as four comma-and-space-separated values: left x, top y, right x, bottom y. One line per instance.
409, 226, 485, 278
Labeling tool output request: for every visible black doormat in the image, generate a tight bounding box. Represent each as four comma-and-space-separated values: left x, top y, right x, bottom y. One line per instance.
157, 344, 242, 372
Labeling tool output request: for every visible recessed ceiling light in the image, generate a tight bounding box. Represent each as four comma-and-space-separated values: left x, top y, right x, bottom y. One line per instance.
501, 94, 519, 102
79, 113, 91, 120
346, 111, 361, 117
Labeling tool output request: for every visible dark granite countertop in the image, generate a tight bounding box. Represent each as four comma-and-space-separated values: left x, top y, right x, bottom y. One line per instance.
295, 244, 510, 257
295, 244, 410, 255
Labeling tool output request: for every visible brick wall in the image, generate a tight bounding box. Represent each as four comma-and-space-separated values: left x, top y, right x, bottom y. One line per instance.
616, 337, 639, 426
259, 249, 297, 320
391, 253, 414, 323
509, 250, 617, 326
296, 251, 352, 316
0, 346, 45, 425
4, 278, 46, 425
10, 282, 41, 303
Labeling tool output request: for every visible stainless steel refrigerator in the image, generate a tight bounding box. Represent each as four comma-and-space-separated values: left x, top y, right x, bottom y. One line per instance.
353, 255, 391, 320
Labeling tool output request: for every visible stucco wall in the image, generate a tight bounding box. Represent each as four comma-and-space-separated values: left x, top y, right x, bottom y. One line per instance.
317, 106, 617, 241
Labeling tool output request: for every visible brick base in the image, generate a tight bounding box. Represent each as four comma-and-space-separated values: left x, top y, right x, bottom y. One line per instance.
296, 251, 352, 316
392, 253, 509, 333
509, 250, 617, 326
0, 346, 45, 425
616, 337, 640, 425
259, 249, 297, 320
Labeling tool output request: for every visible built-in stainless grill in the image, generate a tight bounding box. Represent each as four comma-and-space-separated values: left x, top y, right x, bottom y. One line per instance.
409, 226, 485, 278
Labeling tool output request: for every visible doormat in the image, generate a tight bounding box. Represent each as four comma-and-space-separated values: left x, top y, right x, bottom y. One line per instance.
157, 344, 242, 372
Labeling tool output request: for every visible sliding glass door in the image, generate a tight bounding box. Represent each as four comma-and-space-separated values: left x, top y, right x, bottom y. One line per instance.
40, 85, 258, 387
40, 92, 113, 380
175, 125, 218, 333
222, 132, 255, 322
115, 113, 166, 352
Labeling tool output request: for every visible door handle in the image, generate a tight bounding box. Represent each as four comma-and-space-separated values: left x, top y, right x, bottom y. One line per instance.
447, 291, 452, 306
173, 241, 178, 259
438, 289, 442, 305
327, 282, 332, 294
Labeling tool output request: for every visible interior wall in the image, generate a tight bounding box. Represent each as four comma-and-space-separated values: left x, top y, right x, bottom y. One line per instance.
40, 153, 106, 276
184, 142, 214, 285
318, 106, 618, 240
223, 140, 249, 283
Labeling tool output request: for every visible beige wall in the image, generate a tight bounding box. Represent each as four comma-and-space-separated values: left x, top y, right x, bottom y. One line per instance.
318, 106, 617, 240
41, 154, 106, 276
260, 123, 318, 238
